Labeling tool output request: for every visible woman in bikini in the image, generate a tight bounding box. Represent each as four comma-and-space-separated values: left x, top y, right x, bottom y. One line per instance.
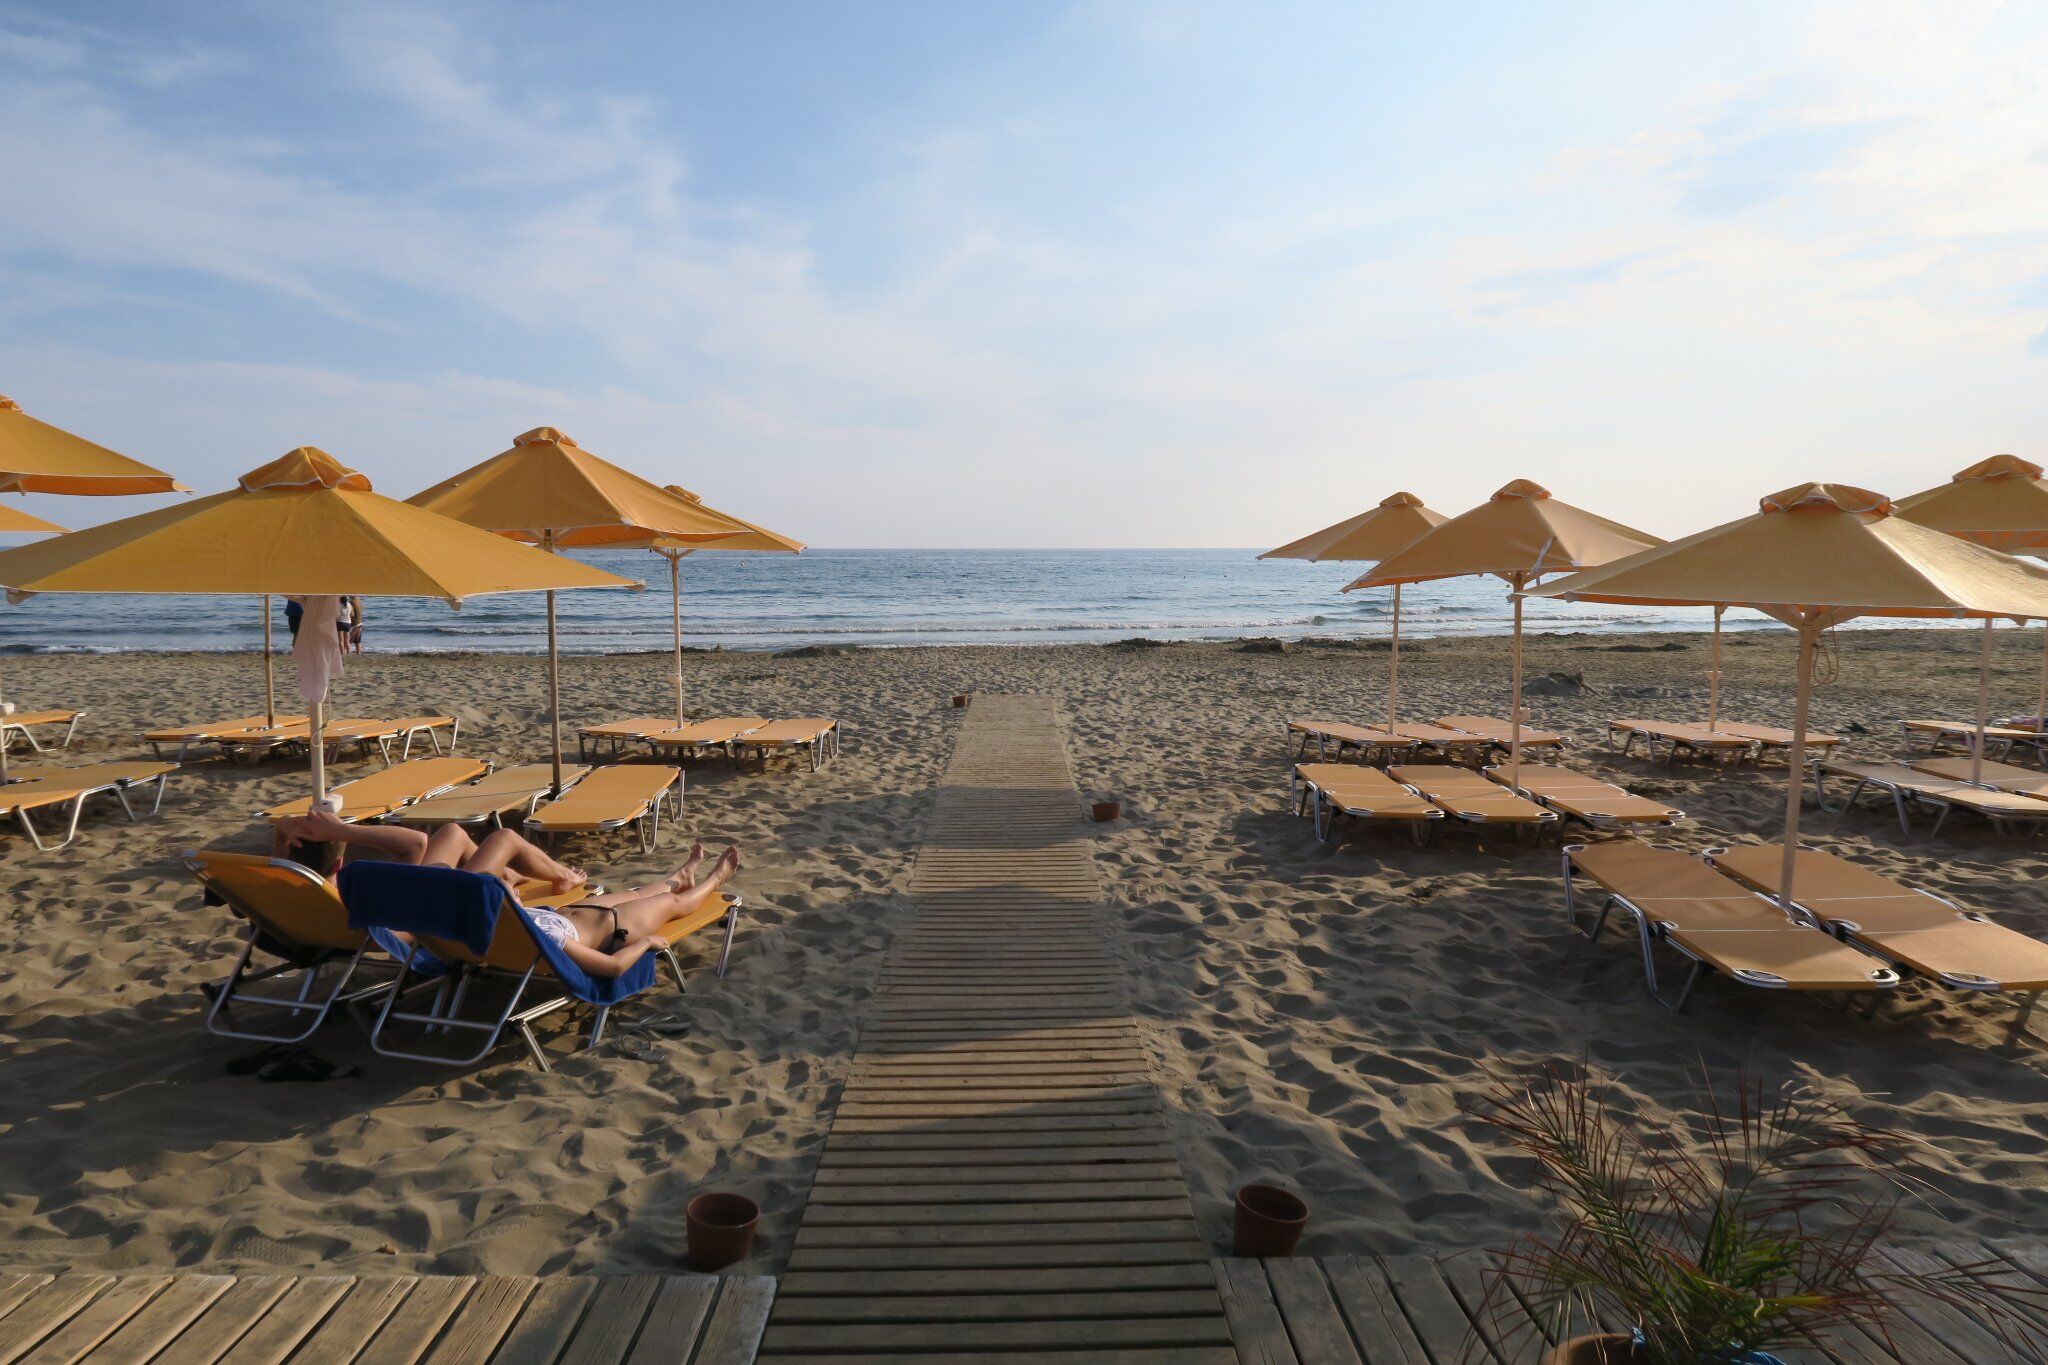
272, 807, 739, 978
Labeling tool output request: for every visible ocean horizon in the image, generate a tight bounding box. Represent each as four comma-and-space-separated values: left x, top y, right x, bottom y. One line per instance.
0, 547, 2005, 656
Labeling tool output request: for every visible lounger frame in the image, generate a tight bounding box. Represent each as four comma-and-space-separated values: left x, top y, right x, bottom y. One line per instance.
1607, 720, 1759, 765
525, 772, 684, 854
1285, 721, 1416, 764
2, 765, 171, 851
1488, 766, 1684, 838
1289, 766, 1440, 844
1811, 760, 2048, 837
734, 721, 842, 771
0, 709, 85, 756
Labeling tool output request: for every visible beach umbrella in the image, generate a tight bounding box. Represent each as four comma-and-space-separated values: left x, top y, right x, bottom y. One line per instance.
1895, 455, 2048, 730
409, 428, 747, 792
622, 485, 803, 728
0, 507, 64, 779
0, 446, 636, 800
1528, 482, 2048, 911
1343, 480, 1662, 782
0, 394, 183, 496
1259, 491, 1447, 730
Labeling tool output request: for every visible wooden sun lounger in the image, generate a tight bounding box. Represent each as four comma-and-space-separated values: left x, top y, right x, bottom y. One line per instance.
1290, 762, 1441, 843
0, 707, 85, 754
642, 717, 767, 762
1709, 843, 2048, 1039
1564, 841, 1899, 1010
1286, 719, 1413, 762
1432, 715, 1565, 750
526, 764, 682, 852
389, 763, 590, 828
145, 714, 308, 762
263, 756, 489, 822
371, 883, 741, 1071
1389, 723, 1496, 760
734, 718, 841, 770
1389, 764, 1556, 836
1913, 756, 2048, 801
1811, 759, 2048, 836
1487, 763, 1684, 831
0, 761, 176, 851
1900, 719, 2039, 759
1608, 718, 1758, 764
577, 716, 672, 761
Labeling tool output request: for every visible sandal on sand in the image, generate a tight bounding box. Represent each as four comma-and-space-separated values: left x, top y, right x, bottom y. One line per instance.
254, 1049, 361, 1084
225, 1043, 296, 1076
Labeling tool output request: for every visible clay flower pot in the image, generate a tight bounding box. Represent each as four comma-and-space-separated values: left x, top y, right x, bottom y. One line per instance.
951, 694, 969, 708
1231, 1183, 1308, 1257
1091, 800, 1121, 822
685, 1192, 760, 1272
1545, 1336, 1647, 1365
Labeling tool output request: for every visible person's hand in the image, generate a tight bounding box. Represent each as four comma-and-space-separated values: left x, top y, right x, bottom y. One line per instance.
635, 933, 666, 954
300, 805, 350, 839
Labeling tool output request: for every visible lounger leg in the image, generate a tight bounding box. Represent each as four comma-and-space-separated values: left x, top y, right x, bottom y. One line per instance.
659, 946, 687, 992
517, 1019, 553, 1072
2011, 992, 2039, 1045
1313, 793, 1333, 843
716, 904, 742, 977
1635, 919, 1703, 1011
586, 1005, 610, 1049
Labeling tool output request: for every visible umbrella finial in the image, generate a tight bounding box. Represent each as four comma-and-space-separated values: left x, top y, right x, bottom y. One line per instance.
1760, 483, 1891, 516
1952, 453, 2043, 483
0, 396, 20, 413
241, 447, 372, 493
1378, 491, 1424, 508
1492, 479, 1552, 501
514, 426, 578, 448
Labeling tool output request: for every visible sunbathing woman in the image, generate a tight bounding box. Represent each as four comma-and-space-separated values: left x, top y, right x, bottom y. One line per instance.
273, 806, 738, 977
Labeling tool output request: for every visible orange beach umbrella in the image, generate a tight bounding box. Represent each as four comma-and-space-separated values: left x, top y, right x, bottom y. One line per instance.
0, 505, 65, 535
1260, 492, 1447, 730
410, 428, 747, 790
0, 394, 183, 496
0, 447, 636, 797
1530, 482, 2048, 910
1345, 480, 1662, 780
1896, 455, 2048, 728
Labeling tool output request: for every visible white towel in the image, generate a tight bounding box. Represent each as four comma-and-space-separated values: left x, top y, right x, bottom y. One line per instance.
293, 595, 346, 705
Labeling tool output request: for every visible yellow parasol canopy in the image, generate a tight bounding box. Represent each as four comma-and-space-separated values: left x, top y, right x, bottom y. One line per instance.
1531, 481, 2048, 909
1259, 491, 1446, 562
1893, 455, 2048, 554
1343, 480, 1663, 777
408, 428, 748, 546
0, 395, 184, 496
0, 447, 638, 603
0, 505, 65, 535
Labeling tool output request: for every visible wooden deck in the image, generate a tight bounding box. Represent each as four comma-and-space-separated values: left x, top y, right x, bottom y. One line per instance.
1215, 1245, 2048, 1363
0, 1270, 773, 1363
759, 694, 1235, 1361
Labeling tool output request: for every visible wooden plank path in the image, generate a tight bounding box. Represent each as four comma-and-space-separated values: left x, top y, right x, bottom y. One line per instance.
1213, 1245, 2048, 1363
0, 1270, 773, 1363
760, 693, 1237, 1361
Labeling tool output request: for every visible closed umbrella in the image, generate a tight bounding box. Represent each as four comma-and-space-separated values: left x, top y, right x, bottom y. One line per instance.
409, 428, 747, 791
626, 486, 802, 728
1344, 480, 1661, 781
1529, 482, 2048, 911
0, 446, 637, 800
1895, 455, 2048, 734
1260, 492, 1447, 730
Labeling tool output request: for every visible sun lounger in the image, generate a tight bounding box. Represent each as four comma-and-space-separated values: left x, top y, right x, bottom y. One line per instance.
0, 707, 85, 754
1693, 721, 1843, 759
577, 717, 673, 761
1608, 718, 1758, 764
1709, 843, 2048, 1038
1487, 763, 1684, 831
1286, 719, 1414, 762
526, 763, 682, 851
0, 761, 176, 851
349, 862, 741, 1070
1290, 762, 1441, 842
263, 756, 490, 822
1432, 715, 1566, 751
1913, 756, 2048, 801
1563, 841, 1899, 1010
1900, 719, 2038, 759
389, 763, 589, 828
145, 715, 307, 762
1389, 723, 1497, 761
1811, 759, 2048, 836
212, 716, 391, 762
734, 718, 841, 770
1389, 764, 1557, 836
385, 715, 461, 760
642, 717, 767, 762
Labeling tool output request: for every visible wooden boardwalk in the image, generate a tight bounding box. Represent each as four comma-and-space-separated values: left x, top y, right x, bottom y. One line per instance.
0, 1270, 773, 1363
760, 694, 1235, 1361
1215, 1245, 2048, 1363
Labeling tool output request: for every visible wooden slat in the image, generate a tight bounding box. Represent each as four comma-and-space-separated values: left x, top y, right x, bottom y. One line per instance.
0, 1276, 115, 1365
0, 1279, 56, 1331
555, 1276, 659, 1365
282, 1278, 415, 1363
148, 1277, 296, 1365
793, 1219, 1203, 1250
356, 1276, 473, 1364
17, 1276, 170, 1365
1321, 1256, 1430, 1364
1212, 1261, 1299, 1365
780, 1265, 1217, 1297
786, 1241, 1210, 1272
694, 1279, 774, 1365
82, 1276, 233, 1365
421, 1277, 539, 1364
1265, 1260, 1366, 1365
487, 1277, 598, 1365
768, 1290, 1222, 1324
215, 1277, 353, 1365
621, 1277, 718, 1365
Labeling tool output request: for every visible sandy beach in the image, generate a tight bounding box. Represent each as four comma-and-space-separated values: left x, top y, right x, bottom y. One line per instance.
3, 627, 2047, 1277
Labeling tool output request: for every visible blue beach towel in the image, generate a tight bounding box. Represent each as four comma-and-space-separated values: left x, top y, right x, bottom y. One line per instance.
338, 861, 655, 1006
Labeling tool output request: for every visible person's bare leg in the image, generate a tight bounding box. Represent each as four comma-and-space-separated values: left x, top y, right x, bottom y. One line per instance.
466, 827, 585, 892
421, 824, 477, 868
600, 847, 741, 937
674, 841, 706, 888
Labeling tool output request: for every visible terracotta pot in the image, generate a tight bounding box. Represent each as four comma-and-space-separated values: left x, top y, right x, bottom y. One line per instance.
1232, 1183, 1308, 1257
685, 1192, 760, 1272
1091, 800, 1121, 822
1545, 1336, 1647, 1365
951, 694, 969, 708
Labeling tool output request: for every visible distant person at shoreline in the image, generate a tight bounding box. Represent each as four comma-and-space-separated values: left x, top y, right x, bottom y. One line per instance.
338, 595, 364, 653
283, 597, 303, 640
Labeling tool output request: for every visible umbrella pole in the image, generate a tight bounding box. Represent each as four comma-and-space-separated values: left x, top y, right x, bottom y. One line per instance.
1777, 621, 1818, 913
1387, 583, 1402, 732
541, 529, 564, 796
310, 696, 328, 803
1972, 617, 1995, 786
672, 552, 686, 729
1509, 575, 1525, 788
1707, 605, 1723, 731
262, 595, 276, 727
2035, 625, 2048, 736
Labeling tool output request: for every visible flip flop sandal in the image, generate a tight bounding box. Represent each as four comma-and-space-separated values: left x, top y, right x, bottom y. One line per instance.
226, 1043, 296, 1076
256, 1051, 361, 1083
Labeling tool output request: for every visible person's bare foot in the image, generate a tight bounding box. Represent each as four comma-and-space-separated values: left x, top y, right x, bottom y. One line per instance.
705, 845, 741, 884
668, 842, 707, 891
551, 865, 587, 894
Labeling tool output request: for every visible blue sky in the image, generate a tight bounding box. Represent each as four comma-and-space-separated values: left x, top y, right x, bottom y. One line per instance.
2, 1, 2045, 546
